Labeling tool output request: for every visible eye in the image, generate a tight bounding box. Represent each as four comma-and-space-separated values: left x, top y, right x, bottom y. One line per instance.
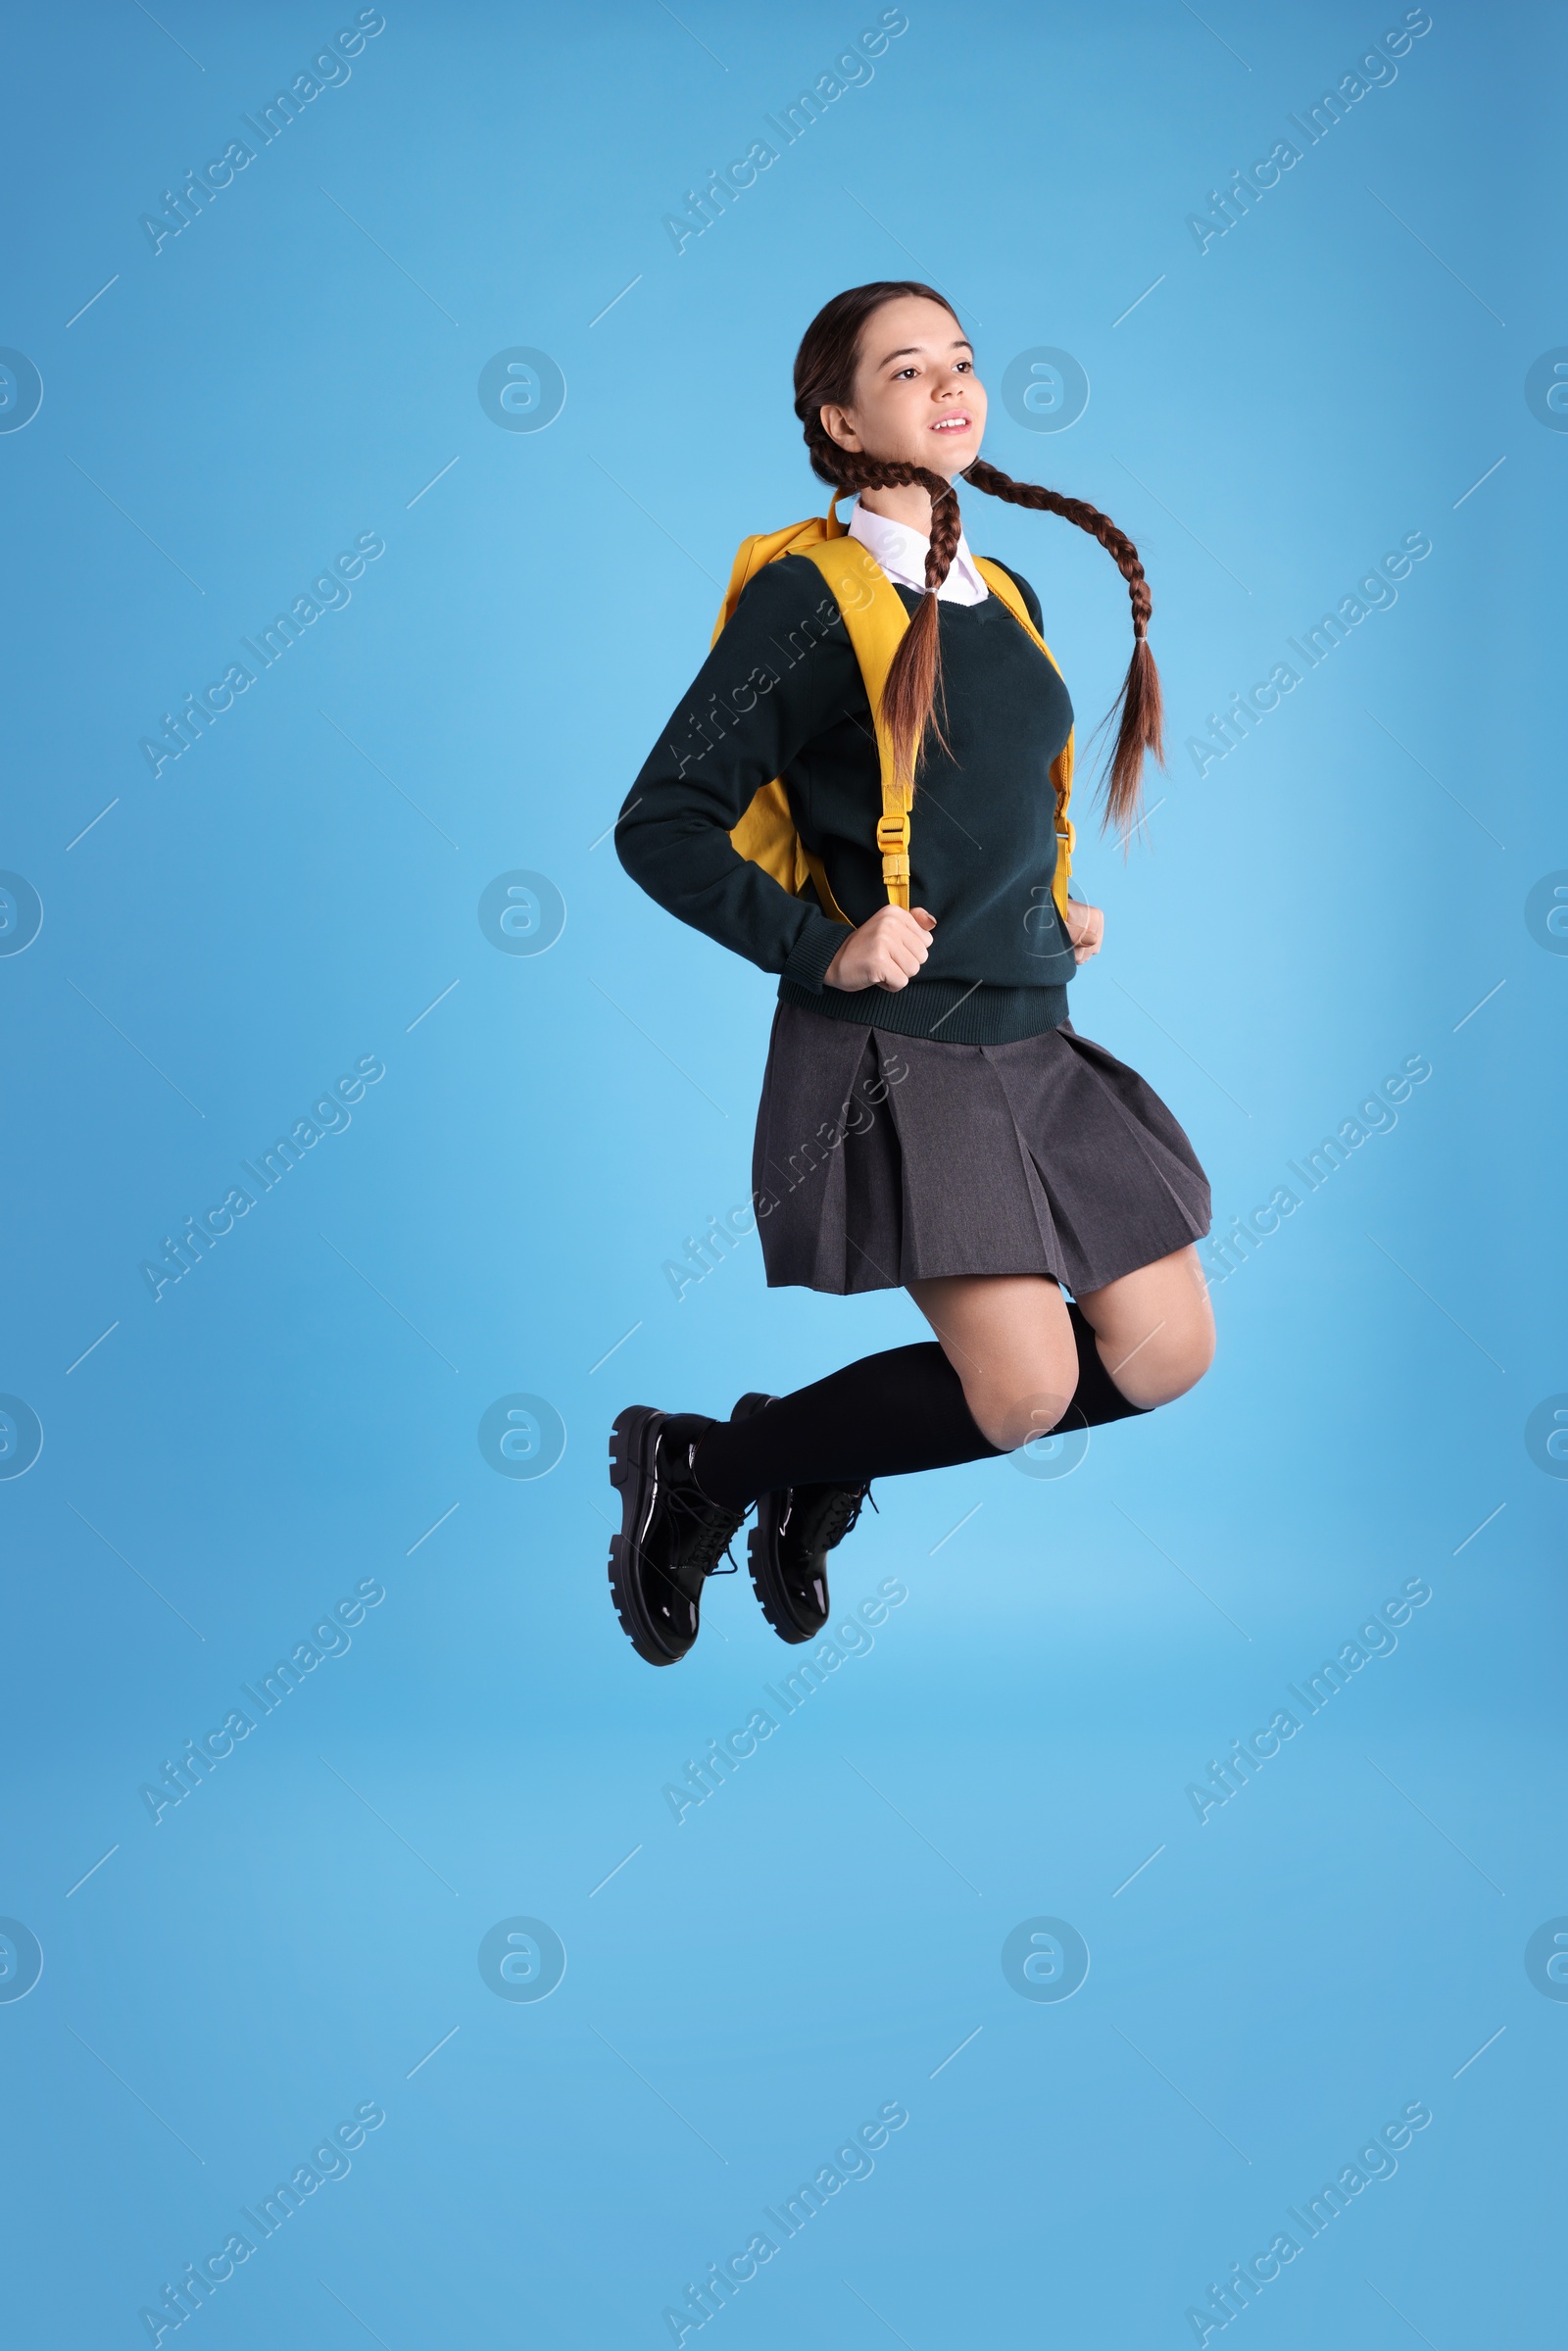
891, 366, 918, 380
954, 359, 974, 373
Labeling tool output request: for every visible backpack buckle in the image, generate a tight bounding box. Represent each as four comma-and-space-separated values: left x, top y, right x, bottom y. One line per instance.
876, 812, 910, 853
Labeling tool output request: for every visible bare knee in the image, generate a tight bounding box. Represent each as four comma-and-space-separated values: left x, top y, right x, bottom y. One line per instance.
1076, 1248, 1215, 1411
961, 1375, 1075, 1453
911, 1274, 1078, 1452
1138, 1323, 1214, 1407
955, 1330, 1077, 1451
1102, 1304, 1215, 1409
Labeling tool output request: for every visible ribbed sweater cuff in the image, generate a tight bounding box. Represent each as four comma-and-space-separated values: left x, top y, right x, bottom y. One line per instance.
780, 918, 851, 994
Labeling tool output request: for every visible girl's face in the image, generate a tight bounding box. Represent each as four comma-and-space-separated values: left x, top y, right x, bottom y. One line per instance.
820, 295, 987, 480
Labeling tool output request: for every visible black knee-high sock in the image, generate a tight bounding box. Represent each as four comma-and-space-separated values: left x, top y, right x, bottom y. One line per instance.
1060, 1300, 1152, 1432
693, 1343, 1000, 1508
691, 1310, 1147, 1510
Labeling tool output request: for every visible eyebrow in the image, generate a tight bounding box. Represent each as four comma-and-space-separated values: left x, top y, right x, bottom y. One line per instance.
876, 337, 973, 367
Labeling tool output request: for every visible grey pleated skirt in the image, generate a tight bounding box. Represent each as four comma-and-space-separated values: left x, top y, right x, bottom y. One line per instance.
752, 1000, 1211, 1297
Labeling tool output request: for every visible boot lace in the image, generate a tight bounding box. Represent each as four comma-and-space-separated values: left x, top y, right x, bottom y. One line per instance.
662, 1448, 748, 1579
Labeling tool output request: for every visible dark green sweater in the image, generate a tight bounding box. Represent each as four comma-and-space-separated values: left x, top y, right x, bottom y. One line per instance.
616, 552, 1077, 1044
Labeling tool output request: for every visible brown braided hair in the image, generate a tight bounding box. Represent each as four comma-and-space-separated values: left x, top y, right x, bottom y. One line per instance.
793, 282, 1163, 836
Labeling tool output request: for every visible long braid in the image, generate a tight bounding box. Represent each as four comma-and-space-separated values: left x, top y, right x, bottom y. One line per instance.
962, 460, 1153, 633
962, 458, 1163, 834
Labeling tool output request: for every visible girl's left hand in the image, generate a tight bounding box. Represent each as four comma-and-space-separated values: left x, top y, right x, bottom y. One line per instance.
1063, 897, 1103, 963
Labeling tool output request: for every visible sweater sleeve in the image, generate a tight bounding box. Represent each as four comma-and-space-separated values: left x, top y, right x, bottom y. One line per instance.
614, 558, 860, 991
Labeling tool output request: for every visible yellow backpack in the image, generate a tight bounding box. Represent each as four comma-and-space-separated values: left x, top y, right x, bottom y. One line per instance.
713, 493, 1076, 925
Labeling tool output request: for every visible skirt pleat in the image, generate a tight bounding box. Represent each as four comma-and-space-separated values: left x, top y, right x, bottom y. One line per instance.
751, 1001, 1211, 1298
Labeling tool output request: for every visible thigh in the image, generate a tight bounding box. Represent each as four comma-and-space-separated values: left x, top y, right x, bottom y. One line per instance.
1073, 1245, 1214, 1398
907, 1273, 1077, 1397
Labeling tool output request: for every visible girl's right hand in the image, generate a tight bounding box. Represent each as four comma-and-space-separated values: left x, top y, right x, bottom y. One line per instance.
824, 905, 937, 992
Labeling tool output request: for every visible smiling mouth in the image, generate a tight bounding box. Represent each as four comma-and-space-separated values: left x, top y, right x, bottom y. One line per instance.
931, 415, 972, 432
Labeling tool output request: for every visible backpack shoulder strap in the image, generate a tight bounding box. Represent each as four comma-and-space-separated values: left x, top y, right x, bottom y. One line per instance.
795, 537, 919, 909
975, 557, 1077, 917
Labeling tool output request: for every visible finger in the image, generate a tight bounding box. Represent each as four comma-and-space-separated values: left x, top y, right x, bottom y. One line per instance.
909, 906, 938, 932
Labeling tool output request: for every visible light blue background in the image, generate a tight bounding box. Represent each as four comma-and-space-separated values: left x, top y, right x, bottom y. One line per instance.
1, 3, 1562, 2344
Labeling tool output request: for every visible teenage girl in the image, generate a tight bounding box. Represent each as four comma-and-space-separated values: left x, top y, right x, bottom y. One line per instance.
608, 280, 1214, 1666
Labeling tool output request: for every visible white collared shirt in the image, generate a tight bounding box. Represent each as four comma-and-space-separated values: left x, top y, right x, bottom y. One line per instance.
847, 497, 990, 605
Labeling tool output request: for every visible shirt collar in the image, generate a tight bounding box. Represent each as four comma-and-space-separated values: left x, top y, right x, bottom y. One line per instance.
846, 498, 990, 606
